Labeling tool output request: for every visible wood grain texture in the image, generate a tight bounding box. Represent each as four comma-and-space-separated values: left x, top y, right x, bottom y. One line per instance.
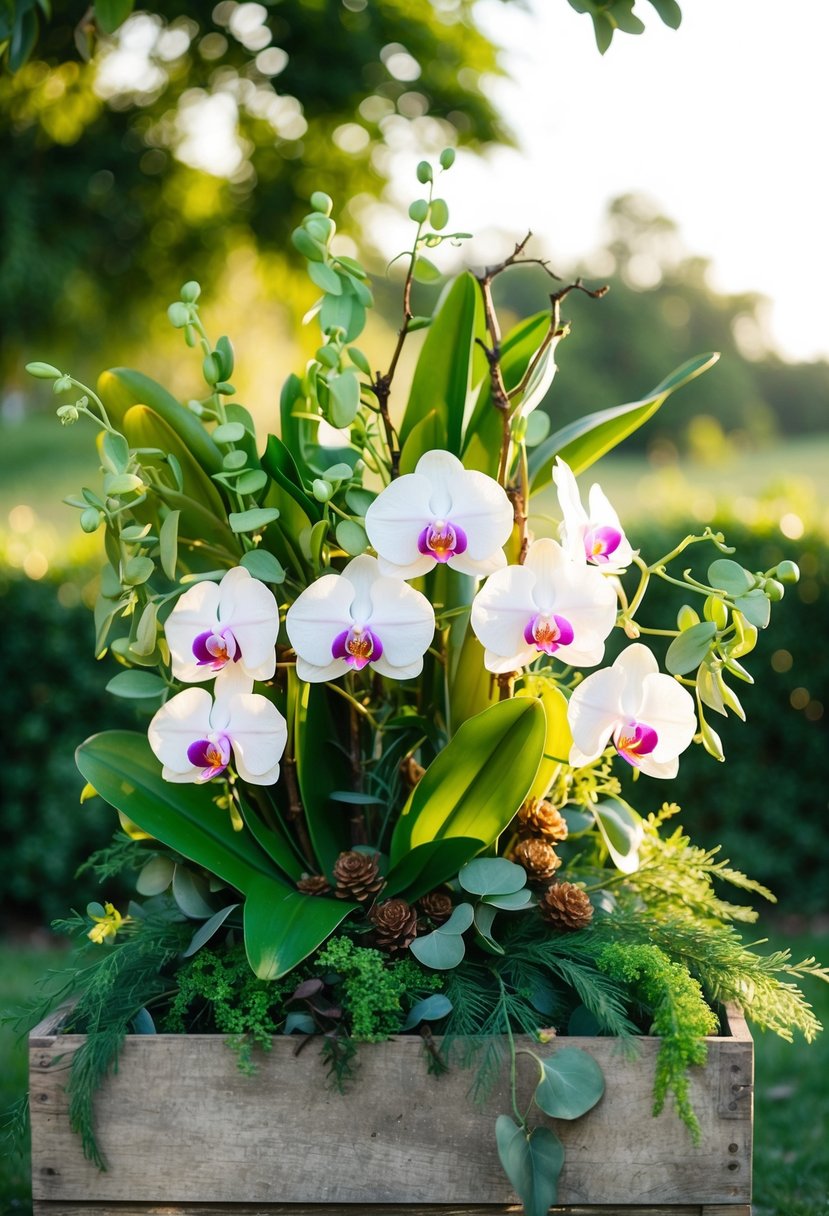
30, 1005, 752, 1210
29, 1206, 753, 1216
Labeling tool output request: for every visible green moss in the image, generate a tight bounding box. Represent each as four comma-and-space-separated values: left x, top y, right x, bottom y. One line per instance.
317, 936, 442, 1042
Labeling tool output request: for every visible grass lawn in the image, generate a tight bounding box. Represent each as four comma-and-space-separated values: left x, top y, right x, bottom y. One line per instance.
1, 924, 827, 1216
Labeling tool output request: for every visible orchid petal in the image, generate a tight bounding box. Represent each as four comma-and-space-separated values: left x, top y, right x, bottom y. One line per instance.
567, 667, 626, 762
483, 644, 537, 674
215, 566, 279, 680
295, 656, 350, 683
148, 688, 214, 777
225, 693, 287, 784
553, 457, 588, 530
364, 474, 436, 568
471, 565, 538, 660
286, 574, 356, 666
615, 644, 660, 718
636, 673, 697, 761
636, 754, 680, 780
165, 582, 223, 683
443, 469, 513, 561
362, 574, 435, 669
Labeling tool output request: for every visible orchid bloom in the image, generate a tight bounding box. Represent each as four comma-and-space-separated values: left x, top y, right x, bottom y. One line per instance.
470, 537, 618, 673
554, 457, 633, 574
364, 449, 514, 580
164, 566, 279, 686
286, 554, 435, 682
148, 685, 287, 785
567, 643, 696, 779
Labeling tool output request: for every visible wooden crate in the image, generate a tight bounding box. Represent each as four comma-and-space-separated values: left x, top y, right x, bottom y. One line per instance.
29, 1004, 752, 1215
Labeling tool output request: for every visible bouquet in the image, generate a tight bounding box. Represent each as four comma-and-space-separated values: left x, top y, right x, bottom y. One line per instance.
22, 154, 826, 1212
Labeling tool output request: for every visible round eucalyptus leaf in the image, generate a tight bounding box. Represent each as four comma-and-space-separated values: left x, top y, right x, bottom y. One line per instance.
239, 549, 285, 584
409, 928, 466, 970
400, 993, 453, 1030
459, 856, 527, 897
136, 855, 175, 896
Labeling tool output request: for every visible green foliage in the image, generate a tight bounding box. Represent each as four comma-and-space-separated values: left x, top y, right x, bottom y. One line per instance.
596, 941, 717, 1139
315, 936, 442, 1043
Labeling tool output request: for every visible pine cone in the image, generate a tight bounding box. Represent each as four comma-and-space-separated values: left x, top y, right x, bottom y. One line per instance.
539, 881, 594, 931
296, 874, 332, 896
399, 755, 426, 788
369, 898, 419, 952
512, 837, 562, 883
332, 850, 384, 902
517, 798, 569, 843
418, 888, 454, 926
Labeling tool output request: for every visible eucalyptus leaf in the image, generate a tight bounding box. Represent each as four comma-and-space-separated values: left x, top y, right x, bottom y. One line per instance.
400, 994, 453, 1030
458, 857, 527, 897
335, 519, 369, 556
133, 600, 158, 656
495, 1117, 564, 1216
473, 902, 504, 954
105, 670, 167, 700
307, 261, 343, 295
183, 903, 240, 958
136, 855, 174, 896
593, 797, 643, 874
665, 621, 717, 675
228, 508, 280, 534
409, 928, 466, 970
482, 888, 534, 910
239, 548, 285, 584
734, 589, 771, 629
235, 469, 269, 496
212, 422, 246, 444
534, 1048, 605, 1120
172, 866, 216, 919
327, 370, 361, 428
708, 558, 755, 597
159, 510, 180, 580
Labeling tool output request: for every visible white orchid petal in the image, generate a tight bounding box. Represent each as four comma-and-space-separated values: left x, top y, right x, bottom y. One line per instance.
371, 654, 424, 681
364, 474, 435, 566
286, 574, 356, 666
636, 754, 680, 780
415, 449, 464, 517
364, 575, 435, 668
567, 667, 626, 759
615, 643, 660, 718
340, 554, 382, 621
148, 688, 213, 774
165, 581, 222, 682
553, 637, 609, 668
587, 484, 634, 570
375, 553, 436, 580
217, 567, 279, 680
449, 547, 508, 578
448, 470, 513, 560
212, 664, 254, 701
471, 565, 537, 658
295, 656, 350, 683
553, 457, 588, 530
637, 673, 697, 761
568, 742, 605, 768
483, 645, 537, 674
227, 693, 287, 782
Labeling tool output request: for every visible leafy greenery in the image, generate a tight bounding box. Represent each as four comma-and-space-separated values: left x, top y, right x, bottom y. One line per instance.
315, 936, 442, 1042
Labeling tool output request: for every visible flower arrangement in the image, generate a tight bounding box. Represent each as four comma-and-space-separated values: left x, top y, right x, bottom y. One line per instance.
22, 154, 827, 1213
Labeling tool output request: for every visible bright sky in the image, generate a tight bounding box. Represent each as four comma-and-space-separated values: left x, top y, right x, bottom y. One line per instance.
450, 0, 829, 363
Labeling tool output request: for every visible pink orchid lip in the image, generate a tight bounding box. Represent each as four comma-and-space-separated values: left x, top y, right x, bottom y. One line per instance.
331, 625, 384, 671
584, 525, 622, 564
523, 612, 575, 655
417, 520, 468, 564
613, 721, 659, 767
192, 628, 242, 670
187, 733, 232, 781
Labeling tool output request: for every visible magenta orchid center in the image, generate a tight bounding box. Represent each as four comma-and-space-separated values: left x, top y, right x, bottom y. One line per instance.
332, 624, 384, 671
584, 525, 622, 565
187, 733, 232, 781
417, 519, 468, 564
613, 721, 659, 767
192, 628, 241, 670
523, 612, 575, 655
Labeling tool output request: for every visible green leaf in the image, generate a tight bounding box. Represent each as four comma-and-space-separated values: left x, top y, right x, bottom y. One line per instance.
327, 370, 361, 428
159, 510, 180, 580
239, 549, 285, 584
665, 621, 717, 675
183, 903, 240, 958
516, 683, 573, 800
429, 198, 449, 230
320, 292, 365, 342
307, 261, 343, 294
94, 0, 133, 34
105, 473, 144, 496
398, 410, 450, 476
294, 682, 352, 876
482, 888, 533, 910
734, 589, 771, 629
172, 866, 215, 919
243, 873, 354, 980
238, 794, 304, 882
390, 698, 545, 864
400, 993, 452, 1030
528, 353, 719, 490
133, 599, 158, 656
335, 519, 368, 556
593, 797, 643, 874
228, 508, 280, 534
384, 837, 485, 901
99, 368, 223, 476
458, 857, 526, 897
708, 558, 755, 597
413, 255, 442, 283
473, 902, 504, 954
235, 469, 268, 496
409, 928, 466, 970
75, 731, 281, 894
212, 422, 246, 445
105, 670, 167, 700
495, 1117, 564, 1216
101, 431, 130, 474
135, 855, 174, 896
534, 1047, 605, 1119
525, 411, 551, 447
399, 272, 484, 456
122, 556, 154, 586
648, 0, 682, 28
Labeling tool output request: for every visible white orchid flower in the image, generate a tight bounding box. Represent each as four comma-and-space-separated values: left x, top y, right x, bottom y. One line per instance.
567, 643, 696, 779
286, 554, 435, 683
553, 457, 633, 573
364, 449, 514, 581
164, 566, 279, 686
148, 685, 287, 785
470, 537, 618, 673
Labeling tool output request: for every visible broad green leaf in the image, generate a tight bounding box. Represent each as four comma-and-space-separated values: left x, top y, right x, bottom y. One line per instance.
105, 670, 167, 700
528, 353, 719, 491
75, 731, 281, 894
159, 510, 180, 580
409, 928, 466, 970
327, 370, 361, 428
534, 1047, 605, 1119
473, 901, 504, 954
593, 797, 643, 874
665, 621, 717, 675
399, 272, 484, 456
243, 872, 354, 980
398, 410, 449, 476
136, 855, 174, 896
390, 698, 545, 863
239, 548, 285, 584
228, 507, 280, 534
95, 0, 134, 35
400, 993, 452, 1030
294, 682, 352, 876
99, 368, 223, 475
495, 1117, 564, 1216
458, 857, 526, 897
447, 625, 498, 732
384, 836, 485, 901
734, 589, 771, 629
335, 519, 368, 556
239, 794, 304, 882
517, 682, 573, 799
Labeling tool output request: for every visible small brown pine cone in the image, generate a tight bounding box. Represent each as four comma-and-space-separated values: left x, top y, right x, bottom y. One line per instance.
296, 874, 332, 897
399, 755, 426, 788
369, 898, 419, 952
418, 888, 454, 926
539, 881, 594, 931
517, 798, 569, 843
332, 850, 384, 902
512, 837, 562, 883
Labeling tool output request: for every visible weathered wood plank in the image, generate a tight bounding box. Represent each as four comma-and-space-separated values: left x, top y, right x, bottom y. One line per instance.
30, 1206, 749, 1216
30, 1008, 752, 1209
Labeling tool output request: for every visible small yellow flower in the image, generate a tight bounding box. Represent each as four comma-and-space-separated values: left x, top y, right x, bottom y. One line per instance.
87, 902, 128, 945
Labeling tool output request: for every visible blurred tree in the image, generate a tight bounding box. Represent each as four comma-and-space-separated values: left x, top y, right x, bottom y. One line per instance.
0, 0, 508, 370
494, 193, 829, 444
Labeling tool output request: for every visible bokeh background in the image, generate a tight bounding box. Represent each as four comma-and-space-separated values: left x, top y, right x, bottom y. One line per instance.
1, 2, 827, 1212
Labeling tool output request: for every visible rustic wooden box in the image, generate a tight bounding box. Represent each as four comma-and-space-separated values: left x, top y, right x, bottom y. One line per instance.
29, 1003, 752, 1216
